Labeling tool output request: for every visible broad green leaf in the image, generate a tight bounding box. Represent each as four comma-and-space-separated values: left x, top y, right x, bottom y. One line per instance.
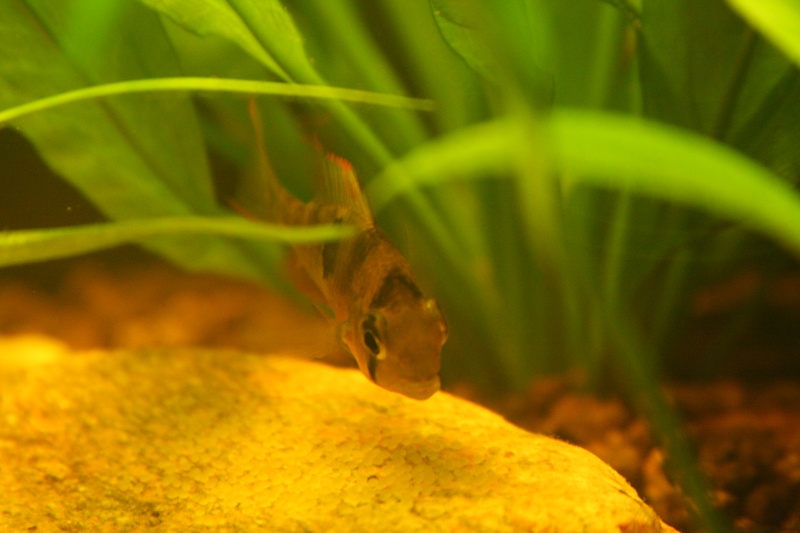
0, 0, 276, 280
226, 0, 319, 82
728, 0, 800, 68
430, 0, 503, 82
138, 0, 316, 83
431, 0, 630, 109
138, 0, 292, 81
0, 216, 353, 269
136, 0, 387, 168
0, 1, 209, 209
429, 0, 554, 95
639, 0, 795, 140
9, 0, 215, 205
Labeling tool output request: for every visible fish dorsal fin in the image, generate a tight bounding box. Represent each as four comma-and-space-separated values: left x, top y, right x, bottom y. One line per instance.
316, 152, 374, 226
231, 99, 286, 223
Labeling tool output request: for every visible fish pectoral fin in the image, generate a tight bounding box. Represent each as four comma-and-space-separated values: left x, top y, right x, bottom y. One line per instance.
255, 314, 341, 360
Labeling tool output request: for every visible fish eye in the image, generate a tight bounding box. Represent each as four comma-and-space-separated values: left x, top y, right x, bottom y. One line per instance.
363, 330, 380, 355
360, 314, 384, 358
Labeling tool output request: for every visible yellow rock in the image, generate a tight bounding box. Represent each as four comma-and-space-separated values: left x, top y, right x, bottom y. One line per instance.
0, 334, 678, 532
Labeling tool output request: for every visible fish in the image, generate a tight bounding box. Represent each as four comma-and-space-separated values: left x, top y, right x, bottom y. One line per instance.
239, 103, 448, 400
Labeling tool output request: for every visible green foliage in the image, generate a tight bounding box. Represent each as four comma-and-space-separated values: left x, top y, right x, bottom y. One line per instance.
0, 0, 275, 281
728, 0, 800, 68
2, 2, 800, 528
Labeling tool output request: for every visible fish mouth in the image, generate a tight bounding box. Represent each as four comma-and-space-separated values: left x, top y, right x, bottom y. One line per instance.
394, 376, 441, 401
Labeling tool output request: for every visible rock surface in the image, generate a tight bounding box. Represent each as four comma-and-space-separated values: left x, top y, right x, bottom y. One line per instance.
0, 334, 678, 532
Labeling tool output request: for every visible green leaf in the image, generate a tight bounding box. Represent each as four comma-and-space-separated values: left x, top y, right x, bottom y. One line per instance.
0, 77, 434, 125
0, 0, 276, 280
429, 0, 503, 82
0, 1, 204, 205
371, 109, 800, 258
378, 0, 482, 135
638, 0, 800, 188
429, 0, 554, 93
138, 0, 292, 81
728, 0, 800, 68
545, 1, 628, 108
136, 0, 392, 169
136, 0, 457, 273
0, 216, 354, 269
294, 1, 431, 156
552, 109, 800, 256
367, 119, 516, 212
431, 0, 632, 109
639, 0, 785, 136
138, 0, 317, 83
731, 66, 800, 182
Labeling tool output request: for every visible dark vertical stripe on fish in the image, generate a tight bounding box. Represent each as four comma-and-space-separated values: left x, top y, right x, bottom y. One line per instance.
321, 218, 344, 279
367, 353, 378, 382
338, 229, 382, 288
321, 241, 339, 279
369, 267, 423, 309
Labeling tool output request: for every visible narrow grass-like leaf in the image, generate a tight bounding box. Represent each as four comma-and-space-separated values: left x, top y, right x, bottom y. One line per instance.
731, 67, 800, 182
371, 110, 800, 259
728, 0, 800, 68
381, 0, 481, 134
367, 119, 518, 212
298, 1, 428, 154
0, 78, 435, 125
0, 217, 353, 268
550, 109, 800, 255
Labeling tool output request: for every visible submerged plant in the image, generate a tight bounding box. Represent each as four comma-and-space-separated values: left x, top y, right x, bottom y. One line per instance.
2, 1, 800, 530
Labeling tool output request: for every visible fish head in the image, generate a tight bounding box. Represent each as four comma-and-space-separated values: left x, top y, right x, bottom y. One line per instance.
342, 297, 448, 400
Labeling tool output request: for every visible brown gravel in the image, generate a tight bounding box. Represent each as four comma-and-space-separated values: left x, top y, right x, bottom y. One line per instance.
490, 377, 800, 533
